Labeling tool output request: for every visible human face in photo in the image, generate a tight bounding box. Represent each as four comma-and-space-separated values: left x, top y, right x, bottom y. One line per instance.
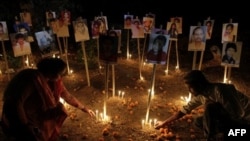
193, 28, 204, 42
226, 47, 236, 57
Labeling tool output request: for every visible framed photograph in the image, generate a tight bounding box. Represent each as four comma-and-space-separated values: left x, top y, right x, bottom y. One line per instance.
99, 35, 118, 64
0, 21, 9, 41
203, 19, 215, 40
124, 14, 133, 29
170, 17, 182, 34
73, 18, 90, 42
13, 22, 34, 42
20, 12, 32, 26
60, 10, 71, 26
49, 18, 69, 37
146, 33, 170, 65
143, 16, 154, 34
166, 22, 178, 38
46, 11, 56, 27
221, 23, 238, 43
221, 41, 242, 68
131, 19, 144, 38
188, 26, 206, 51
94, 16, 108, 34
10, 33, 31, 57
108, 29, 122, 53
35, 30, 59, 57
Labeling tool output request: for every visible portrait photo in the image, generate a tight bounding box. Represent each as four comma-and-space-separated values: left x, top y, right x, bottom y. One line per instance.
99, 35, 118, 64
108, 29, 122, 53
166, 22, 178, 38
0, 21, 9, 41
35, 29, 58, 57
203, 19, 215, 40
60, 10, 71, 26
146, 33, 170, 65
73, 18, 90, 42
94, 16, 108, 34
124, 14, 133, 29
131, 19, 144, 38
49, 18, 69, 37
91, 20, 101, 39
13, 22, 34, 42
143, 16, 154, 34
188, 26, 206, 51
221, 41, 242, 68
46, 11, 56, 27
146, 13, 155, 27
20, 12, 32, 26
170, 17, 182, 34
10, 33, 31, 57
221, 23, 238, 43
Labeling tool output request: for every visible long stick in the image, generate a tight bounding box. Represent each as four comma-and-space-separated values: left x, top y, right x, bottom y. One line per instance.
166, 39, 172, 75
112, 64, 115, 97
192, 51, 197, 70
137, 38, 141, 79
145, 64, 156, 123
81, 41, 90, 86
1, 41, 10, 81
175, 39, 179, 69
104, 63, 109, 119
63, 37, 70, 74
126, 29, 130, 59
198, 51, 204, 70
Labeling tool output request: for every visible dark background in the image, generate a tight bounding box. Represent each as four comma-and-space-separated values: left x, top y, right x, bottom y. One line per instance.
0, 0, 249, 48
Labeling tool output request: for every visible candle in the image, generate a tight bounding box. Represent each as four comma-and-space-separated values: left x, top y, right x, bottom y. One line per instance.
121, 91, 125, 98
153, 119, 157, 127
142, 119, 145, 128
118, 90, 121, 97
100, 113, 103, 121
95, 110, 99, 121
149, 119, 152, 128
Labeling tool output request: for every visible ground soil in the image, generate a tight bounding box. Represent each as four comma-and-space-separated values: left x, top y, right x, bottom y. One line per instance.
0, 38, 250, 141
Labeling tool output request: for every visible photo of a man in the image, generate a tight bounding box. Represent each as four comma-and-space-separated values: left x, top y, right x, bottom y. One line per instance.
146, 33, 170, 64
99, 35, 118, 64
188, 26, 206, 51
11, 33, 31, 57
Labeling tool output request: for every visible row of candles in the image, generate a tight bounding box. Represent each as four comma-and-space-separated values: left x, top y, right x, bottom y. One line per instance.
142, 118, 157, 129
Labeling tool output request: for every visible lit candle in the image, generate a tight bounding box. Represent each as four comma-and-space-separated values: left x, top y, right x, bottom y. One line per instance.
121, 91, 125, 99
149, 119, 152, 128
100, 113, 103, 121
153, 119, 157, 127
142, 119, 145, 128
95, 110, 99, 121
118, 90, 121, 97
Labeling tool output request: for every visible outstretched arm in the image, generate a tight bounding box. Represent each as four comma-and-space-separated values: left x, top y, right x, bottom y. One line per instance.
154, 111, 185, 129
60, 83, 95, 117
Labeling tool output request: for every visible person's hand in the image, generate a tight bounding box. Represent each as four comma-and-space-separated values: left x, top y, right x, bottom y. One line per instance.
154, 121, 167, 130
86, 109, 95, 117
81, 108, 95, 118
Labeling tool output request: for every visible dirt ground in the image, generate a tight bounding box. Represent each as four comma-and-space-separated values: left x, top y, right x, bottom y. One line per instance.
0, 38, 250, 141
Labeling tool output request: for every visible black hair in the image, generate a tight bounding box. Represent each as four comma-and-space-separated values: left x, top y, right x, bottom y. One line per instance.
153, 35, 167, 45
125, 16, 132, 20
226, 23, 234, 29
108, 30, 117, 37
15, 33, 25, 39
37, 57, 67, 78
184, 70, 209, 86
192, 26, 204, 35
205, 20, 212, 25
225, 42, 237, 52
